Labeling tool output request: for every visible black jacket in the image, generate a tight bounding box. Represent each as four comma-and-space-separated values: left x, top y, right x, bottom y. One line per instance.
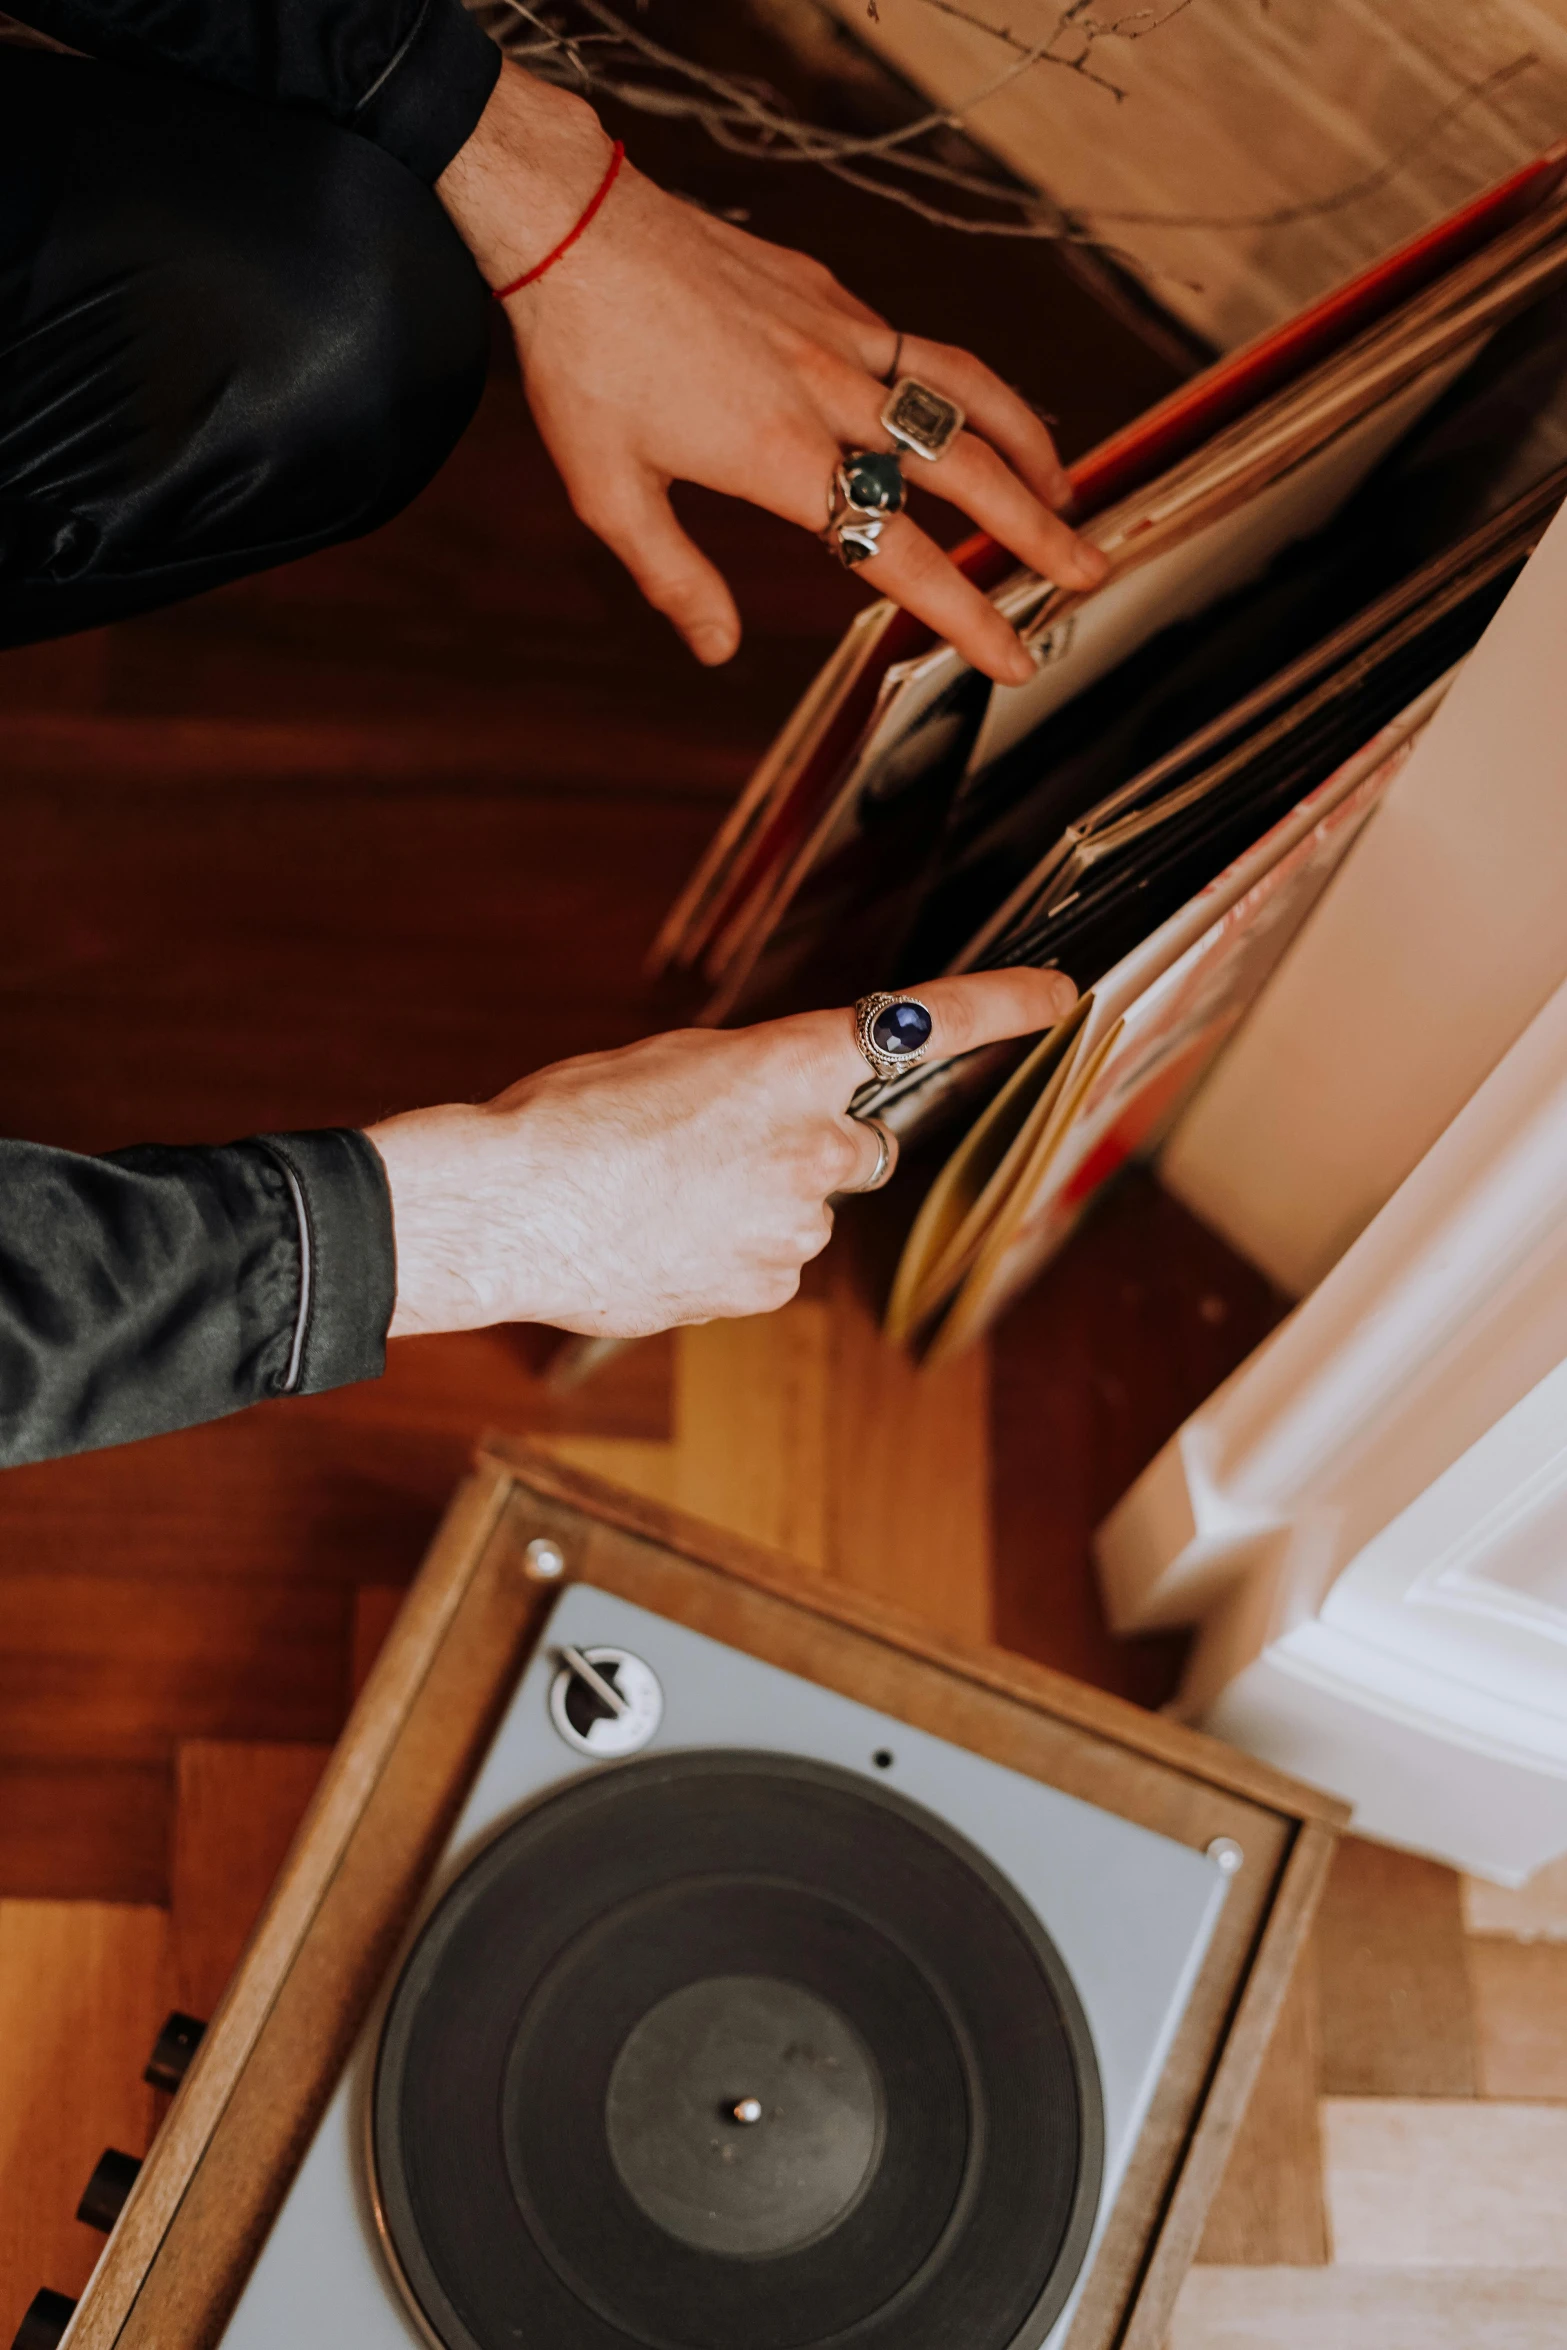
8, 0, 500, 180
0, 0, 489, 1463
0, 1131, 397, 1465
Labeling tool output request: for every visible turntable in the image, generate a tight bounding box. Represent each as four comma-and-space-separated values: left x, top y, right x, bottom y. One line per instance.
57, 1441, 1343, 2350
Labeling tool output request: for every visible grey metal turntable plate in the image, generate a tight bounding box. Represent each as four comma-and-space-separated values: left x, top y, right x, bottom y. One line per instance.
221, 1585, 1232, 2350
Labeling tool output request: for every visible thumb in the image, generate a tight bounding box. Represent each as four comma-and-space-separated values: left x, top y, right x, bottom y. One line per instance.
578, 469, 742, 665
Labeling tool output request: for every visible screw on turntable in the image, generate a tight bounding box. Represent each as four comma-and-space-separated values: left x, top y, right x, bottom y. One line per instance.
371, 1752, 1103, 2350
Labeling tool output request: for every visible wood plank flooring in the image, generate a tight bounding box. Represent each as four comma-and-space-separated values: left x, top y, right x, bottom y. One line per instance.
1171, 2267, 1567, 2350
1183, 1831, 1567, 2344
2, 10, 1559, 2338
1196, 1941, 1329, 2268
1321, 2099, 1567, 2269
167, 1744, 330, 2017
1315, 1836, 1479, 2098
0, 1903, 166, 2328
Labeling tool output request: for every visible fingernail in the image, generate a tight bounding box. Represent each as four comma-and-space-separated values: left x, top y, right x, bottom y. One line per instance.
1049, 467, 1074, 509
1071, 542, 1110, 589
691, 623, 737, 666
1001, 640, 1035, 687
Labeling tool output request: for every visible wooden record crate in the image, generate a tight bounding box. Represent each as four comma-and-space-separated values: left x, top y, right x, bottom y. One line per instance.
61, 1438, 1347, 2350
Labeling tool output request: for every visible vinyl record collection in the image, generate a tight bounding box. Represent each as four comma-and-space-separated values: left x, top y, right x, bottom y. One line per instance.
652, 150, 1567, 1358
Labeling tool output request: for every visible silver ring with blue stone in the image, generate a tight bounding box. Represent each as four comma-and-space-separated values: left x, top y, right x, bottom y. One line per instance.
854, 991, 935, 1082
823, 448, 906, 569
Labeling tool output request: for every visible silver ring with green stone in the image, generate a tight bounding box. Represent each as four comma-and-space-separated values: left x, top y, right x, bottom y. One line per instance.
854, 990, 934, 1081
823, 448, 906, 569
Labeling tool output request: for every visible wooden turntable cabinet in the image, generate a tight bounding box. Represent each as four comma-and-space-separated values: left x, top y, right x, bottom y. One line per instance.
50, 1438, 1345, 2350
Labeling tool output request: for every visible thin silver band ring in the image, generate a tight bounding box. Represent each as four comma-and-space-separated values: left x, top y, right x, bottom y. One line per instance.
841, 1113, 898, 1194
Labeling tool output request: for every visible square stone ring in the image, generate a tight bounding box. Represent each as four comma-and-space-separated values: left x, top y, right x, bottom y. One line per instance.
854, 991, 935, 1083
880, 377, 967, 465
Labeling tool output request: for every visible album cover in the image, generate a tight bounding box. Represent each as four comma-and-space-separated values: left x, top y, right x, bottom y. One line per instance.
708, 209, 1567, 1027
949, 470, 1563, 975
650, 598, 897, 979
841, 453, 1559, 1189
908, 712, 1438, 1361
992, 507, 1544, 981
900, 428, 1565, 994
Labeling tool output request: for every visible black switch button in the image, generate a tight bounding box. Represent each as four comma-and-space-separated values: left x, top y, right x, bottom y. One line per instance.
10, 2289, 77, 2350
144, 2009, 207, 2093
77, 2146, 142, 2232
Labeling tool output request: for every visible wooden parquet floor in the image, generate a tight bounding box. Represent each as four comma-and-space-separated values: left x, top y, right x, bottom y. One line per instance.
6, 15, 1560, 2341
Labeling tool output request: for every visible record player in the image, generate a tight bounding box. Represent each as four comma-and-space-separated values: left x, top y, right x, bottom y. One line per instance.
56, 1442, 1343, 2350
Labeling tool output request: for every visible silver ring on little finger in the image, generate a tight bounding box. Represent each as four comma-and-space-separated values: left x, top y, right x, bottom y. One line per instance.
823, 448, 906, 568
842, 1112, 899, 1194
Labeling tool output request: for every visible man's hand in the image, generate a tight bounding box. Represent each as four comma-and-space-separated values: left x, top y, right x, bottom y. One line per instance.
436, 63, 1106, 686
367, 969, 1076, 1339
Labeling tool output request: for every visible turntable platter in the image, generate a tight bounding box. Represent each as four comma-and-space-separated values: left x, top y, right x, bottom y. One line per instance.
372, 1753, 1102, 2350
605, 1972, 884, 2256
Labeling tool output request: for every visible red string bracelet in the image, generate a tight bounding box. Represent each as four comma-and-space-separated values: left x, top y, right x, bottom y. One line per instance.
491, 140, 626, 300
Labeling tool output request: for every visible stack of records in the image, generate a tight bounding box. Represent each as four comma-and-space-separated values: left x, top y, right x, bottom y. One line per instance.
652, 150, 1567, 1359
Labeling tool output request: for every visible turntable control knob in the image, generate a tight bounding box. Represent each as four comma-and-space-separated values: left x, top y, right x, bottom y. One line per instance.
9, 2289, 77, 2350
549, 1645, 663, 1758
77, 2147, 142, 2233
144, 2009, 207, 2093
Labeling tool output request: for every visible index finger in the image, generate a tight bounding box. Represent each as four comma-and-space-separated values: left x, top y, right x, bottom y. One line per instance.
765, 967, 1080, 1101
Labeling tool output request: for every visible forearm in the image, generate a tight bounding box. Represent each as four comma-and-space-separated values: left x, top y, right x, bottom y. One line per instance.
0, 1130, 394, 1466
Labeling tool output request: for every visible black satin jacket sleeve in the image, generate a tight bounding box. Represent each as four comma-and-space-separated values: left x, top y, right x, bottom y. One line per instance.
7, 0, 500, 180
0, 1127, 396, 1466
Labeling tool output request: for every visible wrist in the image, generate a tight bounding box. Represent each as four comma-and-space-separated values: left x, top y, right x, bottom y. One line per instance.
369, 1101, 537, 1339
435, 59, 612, 291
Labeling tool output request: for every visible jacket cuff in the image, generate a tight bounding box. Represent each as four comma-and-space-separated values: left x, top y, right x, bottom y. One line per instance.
354, 0, 501, 181
254, 1130, 397, 1396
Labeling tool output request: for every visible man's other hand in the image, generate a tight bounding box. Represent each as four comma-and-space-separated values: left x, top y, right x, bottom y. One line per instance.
436, 63, 1107, 686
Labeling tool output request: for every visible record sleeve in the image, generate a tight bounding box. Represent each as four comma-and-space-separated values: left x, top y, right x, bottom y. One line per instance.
850, 463, 1559, 1172
709, 209, 1567, 1027
655, 152, 1567, 995
909, 712, 1439, 1360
